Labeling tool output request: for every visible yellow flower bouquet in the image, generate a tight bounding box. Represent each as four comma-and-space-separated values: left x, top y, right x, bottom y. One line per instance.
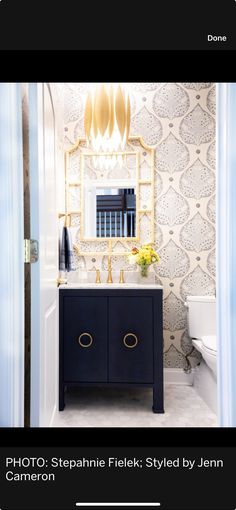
128, 245, 160, 277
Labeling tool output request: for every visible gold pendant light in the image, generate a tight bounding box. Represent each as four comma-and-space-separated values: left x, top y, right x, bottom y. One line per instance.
84, 83, 131, 169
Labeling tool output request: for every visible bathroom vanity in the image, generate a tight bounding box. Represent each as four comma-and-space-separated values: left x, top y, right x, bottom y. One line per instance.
59, 284, 164, 413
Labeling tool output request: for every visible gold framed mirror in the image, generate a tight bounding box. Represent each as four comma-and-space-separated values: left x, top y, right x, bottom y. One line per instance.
60, 136, 155, 257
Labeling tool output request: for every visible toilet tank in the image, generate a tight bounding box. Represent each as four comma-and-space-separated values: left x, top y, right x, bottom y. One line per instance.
186, 296, 216, 338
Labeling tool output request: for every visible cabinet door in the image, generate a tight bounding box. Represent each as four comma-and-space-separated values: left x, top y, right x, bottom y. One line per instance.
63, 297, 108, 382
109, 297, 153, 383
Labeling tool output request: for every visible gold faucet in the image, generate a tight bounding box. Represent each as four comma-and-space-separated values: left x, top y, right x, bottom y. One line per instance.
95, 269, 101, 283
119, 269, 125, 283
107, 255, 113, 283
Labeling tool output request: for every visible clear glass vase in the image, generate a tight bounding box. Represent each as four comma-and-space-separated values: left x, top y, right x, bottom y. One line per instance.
140, 264, 149, 277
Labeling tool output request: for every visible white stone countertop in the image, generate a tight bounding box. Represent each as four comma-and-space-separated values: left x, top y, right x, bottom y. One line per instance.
59, 283, 163, 289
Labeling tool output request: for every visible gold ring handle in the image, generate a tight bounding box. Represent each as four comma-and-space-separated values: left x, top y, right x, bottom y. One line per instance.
77, 332, 93, 348
123, 333, 138, 349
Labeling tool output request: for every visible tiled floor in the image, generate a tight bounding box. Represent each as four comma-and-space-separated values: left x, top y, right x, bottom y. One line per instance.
53, 385, 217, 427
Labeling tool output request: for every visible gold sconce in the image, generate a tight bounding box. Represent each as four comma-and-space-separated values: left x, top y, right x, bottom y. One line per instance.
84, 83, 131, 170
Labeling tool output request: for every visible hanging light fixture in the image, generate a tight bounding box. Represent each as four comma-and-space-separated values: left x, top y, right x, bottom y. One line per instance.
84, 83, 131, 169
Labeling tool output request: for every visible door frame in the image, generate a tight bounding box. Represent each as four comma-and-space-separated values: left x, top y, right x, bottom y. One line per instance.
216, 82, 236, 426
0, 83, 25, 427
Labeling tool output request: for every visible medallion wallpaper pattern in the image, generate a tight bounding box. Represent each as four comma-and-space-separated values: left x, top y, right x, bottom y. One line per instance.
63, 83, 216, 371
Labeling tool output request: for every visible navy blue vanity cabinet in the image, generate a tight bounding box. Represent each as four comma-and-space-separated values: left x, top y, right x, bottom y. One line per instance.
63, 296, 108, 383
59, 288, 164, 413
109, 297, 153, 383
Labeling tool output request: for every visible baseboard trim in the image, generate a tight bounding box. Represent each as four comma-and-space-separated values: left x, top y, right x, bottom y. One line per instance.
164, 368, 194, 385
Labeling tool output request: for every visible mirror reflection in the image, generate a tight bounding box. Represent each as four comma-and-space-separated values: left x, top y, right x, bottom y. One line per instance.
82, 152, 138, 240
84, 186, 136, 238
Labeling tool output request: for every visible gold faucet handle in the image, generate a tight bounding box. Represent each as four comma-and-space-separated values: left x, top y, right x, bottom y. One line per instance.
119, 269, 125, 283
95, 269, 101, 283
107, 255, 113, 283
57, 276, 67, 286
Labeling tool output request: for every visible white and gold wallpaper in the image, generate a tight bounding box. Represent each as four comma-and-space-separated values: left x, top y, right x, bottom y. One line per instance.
63, 83, 216, 371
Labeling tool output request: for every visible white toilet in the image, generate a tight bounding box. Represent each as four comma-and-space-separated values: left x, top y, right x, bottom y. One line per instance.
192, 336, 217, 376
185, 295, 217, 413
186, 295, 217, 376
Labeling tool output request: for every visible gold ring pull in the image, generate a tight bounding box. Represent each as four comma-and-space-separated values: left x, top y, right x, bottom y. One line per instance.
123, 333, 138, 349
77, 332, 93, 348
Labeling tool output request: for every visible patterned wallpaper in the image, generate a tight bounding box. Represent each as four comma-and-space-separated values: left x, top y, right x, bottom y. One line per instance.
63, 83, 216, 371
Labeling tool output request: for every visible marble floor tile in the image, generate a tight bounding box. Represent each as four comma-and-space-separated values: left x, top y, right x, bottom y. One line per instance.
52, 385, 217, 427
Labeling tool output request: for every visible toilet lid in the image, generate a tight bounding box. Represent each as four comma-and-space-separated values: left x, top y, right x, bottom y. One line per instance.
202, 335, 217, 352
